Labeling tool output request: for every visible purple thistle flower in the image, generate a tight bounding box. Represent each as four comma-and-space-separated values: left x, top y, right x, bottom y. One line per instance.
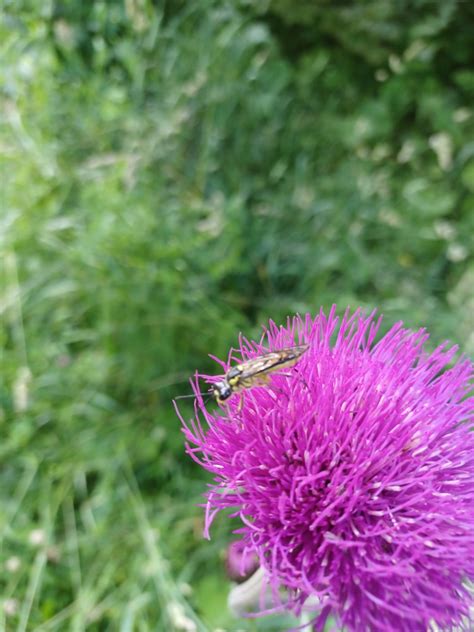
177, 307, 474, 631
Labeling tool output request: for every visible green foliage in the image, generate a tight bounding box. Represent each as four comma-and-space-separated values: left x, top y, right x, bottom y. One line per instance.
1, 0, 472, 629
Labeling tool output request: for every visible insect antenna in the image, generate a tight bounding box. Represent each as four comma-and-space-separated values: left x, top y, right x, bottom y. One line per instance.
174, 391, 209, 401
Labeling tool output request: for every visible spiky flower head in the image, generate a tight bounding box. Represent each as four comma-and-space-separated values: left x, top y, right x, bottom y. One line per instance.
178, 308, 474, 631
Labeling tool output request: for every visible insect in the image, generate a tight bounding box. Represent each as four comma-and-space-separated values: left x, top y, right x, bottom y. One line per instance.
211, 343, 309, 405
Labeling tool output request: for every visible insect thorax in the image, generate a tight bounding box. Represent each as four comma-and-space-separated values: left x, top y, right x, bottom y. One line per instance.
226, 366, 243, 387
226, 366, 242, 379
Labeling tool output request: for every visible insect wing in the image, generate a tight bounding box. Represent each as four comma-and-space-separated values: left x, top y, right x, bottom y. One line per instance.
235, 344, 309, 381
234, 353, 283, 381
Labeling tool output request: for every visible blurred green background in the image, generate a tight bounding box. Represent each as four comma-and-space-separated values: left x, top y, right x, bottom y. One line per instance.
1, 1, 473, 630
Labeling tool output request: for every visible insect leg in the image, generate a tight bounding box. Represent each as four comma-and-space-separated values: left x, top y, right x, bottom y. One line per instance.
292, 368, 310, 393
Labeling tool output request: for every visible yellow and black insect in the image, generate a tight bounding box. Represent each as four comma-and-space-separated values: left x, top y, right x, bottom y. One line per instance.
211, 343, 309, 404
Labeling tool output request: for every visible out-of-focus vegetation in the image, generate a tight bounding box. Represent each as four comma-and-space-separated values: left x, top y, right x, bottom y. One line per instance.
1, 1, 473, 629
